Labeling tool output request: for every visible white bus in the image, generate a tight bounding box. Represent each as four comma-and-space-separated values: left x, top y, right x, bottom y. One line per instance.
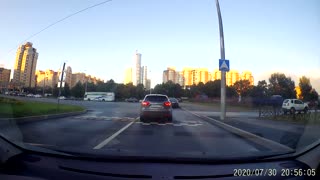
84, 92, 115, 102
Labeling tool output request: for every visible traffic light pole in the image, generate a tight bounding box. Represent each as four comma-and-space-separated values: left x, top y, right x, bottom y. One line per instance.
215, 0, 226, 120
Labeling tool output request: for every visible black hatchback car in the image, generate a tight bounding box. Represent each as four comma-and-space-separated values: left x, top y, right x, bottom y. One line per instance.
169, 97, 180, 108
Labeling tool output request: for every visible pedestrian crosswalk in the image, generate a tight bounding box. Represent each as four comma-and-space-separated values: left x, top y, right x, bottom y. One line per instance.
73, 115, 203, 127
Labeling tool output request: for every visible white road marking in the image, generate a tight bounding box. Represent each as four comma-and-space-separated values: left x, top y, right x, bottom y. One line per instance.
93, 118, 138, 149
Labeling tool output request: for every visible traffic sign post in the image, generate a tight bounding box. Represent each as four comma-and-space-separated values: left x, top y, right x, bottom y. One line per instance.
215, 0, 227, 120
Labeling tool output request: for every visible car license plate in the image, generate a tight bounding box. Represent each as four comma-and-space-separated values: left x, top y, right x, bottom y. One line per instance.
150, 105, 161, 108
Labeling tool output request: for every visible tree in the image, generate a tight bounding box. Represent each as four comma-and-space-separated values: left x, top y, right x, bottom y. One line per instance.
62, 83, 71, 97
248, 80, 268, 98
203, 80, 220, 98
299, 76, 313, 101
86, 82, 97, 92
268, 73, 296, 99
105, 79, 117, 92
136, 84, 145, 99
232, 80, 252, 98
71, 82, 85, 98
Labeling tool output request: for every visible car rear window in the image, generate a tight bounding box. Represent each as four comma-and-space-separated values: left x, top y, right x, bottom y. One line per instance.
145, 96, 168, 102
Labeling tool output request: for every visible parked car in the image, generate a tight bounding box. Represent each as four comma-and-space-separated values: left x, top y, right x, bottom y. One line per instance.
26, 94, 34, 98
34, 94, 42, 98
169, 97, 180, 108
125, 97, 138, 102
282, 99, 309, 114
140, 94, 172, 123
58, 96, 66, 100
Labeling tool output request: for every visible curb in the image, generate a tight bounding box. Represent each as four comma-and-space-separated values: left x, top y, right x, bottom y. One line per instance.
181, 107, 294, 152
0, 110, 88, 124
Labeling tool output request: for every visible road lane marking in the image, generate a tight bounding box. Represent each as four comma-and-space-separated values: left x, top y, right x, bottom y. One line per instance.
93, 117, 138, 149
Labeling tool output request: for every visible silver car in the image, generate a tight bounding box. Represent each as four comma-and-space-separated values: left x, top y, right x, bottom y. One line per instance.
140, 94, 173, 122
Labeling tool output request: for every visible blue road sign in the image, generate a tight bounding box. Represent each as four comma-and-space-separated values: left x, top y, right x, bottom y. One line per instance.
219, 59, 230, 72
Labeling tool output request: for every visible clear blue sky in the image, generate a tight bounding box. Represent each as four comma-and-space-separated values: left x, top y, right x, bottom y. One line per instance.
0, 0, 319, 90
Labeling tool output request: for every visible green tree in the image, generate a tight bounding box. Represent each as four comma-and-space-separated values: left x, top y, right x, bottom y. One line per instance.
62, 83, 71, 97
268, 73, 296, 99
136, 84, 145, 99
71, 82, 85, 98
105, 79, 117, 92
86, 82, 97, 92
203, 80, 221, 98
248, 80, 268, 97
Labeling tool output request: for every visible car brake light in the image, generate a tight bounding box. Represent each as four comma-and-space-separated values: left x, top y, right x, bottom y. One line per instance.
163, 101, 171, 107
142, 101, 150, 107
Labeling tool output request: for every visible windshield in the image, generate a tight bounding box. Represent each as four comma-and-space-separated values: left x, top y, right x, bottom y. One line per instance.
0, 0, 319, 161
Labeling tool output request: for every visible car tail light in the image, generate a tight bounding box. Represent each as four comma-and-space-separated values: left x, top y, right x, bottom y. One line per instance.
163, 101, 171, 107
142, 101, 150, 107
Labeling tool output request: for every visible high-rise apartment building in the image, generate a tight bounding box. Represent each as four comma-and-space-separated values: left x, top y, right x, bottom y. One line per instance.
13, 42, 38, 88
65, 66, 72, 86
0, 67, 11, 91
141, 66, 148, 88
226, 70, 240, 86
124, 68, 132, 84
36, 69, 58, 88
133, 51, 142, 86
71, 73, 86, 87
146, 79, 151, 90
163, 67, 176, 83
241, 71, 254, 85
181, 68, 209, 86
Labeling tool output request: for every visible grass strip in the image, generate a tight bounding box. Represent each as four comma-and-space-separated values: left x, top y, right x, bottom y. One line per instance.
0, 97, 84, 118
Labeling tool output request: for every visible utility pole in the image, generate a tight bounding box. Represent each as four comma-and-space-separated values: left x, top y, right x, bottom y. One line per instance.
215, 0, 226, 120
57, 62, 66, 111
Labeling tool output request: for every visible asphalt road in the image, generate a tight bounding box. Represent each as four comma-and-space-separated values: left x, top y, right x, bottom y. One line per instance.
0, 97, 285, 158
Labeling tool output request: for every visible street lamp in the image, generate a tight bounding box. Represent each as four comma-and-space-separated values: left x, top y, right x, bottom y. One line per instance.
215, 0, 226, 120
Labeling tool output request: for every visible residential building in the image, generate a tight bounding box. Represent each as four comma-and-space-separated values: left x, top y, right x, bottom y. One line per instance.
13, 42, 38, 88
0, 67, 11, 91
141, 66, 148, 88
71, 73, 86, 87
36, 69, 59, 88
241, 71, 254, 85
175, 71, 184, 87
226, 70, 240, 86
163, 67, 176, 83
65, 66, 72, 86
146, 79, 151, 90
133, 50, 142, 86
182, 67, 193, 86
211, 69, 221, 81
124, 67, 132, 84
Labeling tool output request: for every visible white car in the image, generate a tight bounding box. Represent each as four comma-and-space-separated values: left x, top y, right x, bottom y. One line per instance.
58, 96, 66, 100
26, 94, 34, 98
282, 99, 309, 114
34, 94, 42, 98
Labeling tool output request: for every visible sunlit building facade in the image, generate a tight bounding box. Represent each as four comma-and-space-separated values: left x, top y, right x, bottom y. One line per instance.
36, 70, 58, 88
124, 67, 133, 84
0, 67, 11, 91
13, 42, 38, 88
133, 51, 142, 86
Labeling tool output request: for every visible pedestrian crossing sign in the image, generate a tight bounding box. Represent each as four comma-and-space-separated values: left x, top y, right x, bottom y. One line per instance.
219, 59, 230, 72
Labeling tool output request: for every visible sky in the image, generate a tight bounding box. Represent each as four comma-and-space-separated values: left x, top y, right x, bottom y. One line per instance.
0, 0, 319, 91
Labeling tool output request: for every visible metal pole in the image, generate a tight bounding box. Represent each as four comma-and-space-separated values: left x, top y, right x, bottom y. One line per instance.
85, 77, 88, 93
58, 62, 66, 110
215, 0, 226, 120
42, 75, 45, 96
